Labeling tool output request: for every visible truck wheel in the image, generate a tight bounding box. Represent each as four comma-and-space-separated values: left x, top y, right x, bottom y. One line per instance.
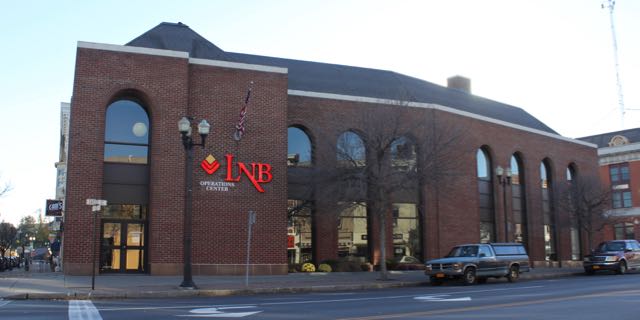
616, 261, 627, 275
430, 276, 443, 286
507, 265, 519, 282
463, 268, 476, 285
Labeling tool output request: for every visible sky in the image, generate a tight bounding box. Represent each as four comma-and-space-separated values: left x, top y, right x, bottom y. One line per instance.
0, 0, 638, 226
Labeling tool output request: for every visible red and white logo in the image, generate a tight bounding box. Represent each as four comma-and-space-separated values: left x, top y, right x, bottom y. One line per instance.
201, 154, 272, 193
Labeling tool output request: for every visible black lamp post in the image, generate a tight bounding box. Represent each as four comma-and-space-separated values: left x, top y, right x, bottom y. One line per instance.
178, 116, 210, 289
495, 165, 512, 242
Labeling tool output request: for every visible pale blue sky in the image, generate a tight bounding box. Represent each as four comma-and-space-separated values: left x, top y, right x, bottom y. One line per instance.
1, 0, 638, 225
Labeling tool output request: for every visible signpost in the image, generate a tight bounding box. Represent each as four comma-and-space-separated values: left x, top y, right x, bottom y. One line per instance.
245, 210, 256, 288
86, 198, 107, 290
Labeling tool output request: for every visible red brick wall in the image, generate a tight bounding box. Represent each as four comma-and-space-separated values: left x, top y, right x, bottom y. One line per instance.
286, 95, 599, 266
65, 46, 287, 275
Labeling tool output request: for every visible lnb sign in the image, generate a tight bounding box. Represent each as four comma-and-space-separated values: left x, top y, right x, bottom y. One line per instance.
46, 199, 64, 216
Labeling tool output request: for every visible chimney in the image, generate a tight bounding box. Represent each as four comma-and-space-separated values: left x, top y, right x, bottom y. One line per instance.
447, 75, 471, 93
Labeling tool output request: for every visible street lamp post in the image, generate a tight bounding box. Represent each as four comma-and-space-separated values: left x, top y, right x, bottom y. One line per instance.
178, 116, 210, 289
495, 166, 512, 242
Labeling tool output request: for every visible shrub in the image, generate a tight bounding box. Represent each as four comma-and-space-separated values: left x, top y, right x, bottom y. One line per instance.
317, 263, 332, 273
320, 259, 338, 271
301, 262, 316, 272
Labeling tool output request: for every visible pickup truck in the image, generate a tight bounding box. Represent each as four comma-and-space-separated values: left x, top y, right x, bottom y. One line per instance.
424, 243, 530, 285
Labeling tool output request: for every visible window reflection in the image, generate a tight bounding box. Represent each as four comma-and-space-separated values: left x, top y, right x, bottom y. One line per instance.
288, 127, 312, 167
391, 137, 417, 171
338, 203, 368, 262
392, 203, 421, 260
337, 131, 366, 167
104, 100, 149, 164
287, 200, 313, 265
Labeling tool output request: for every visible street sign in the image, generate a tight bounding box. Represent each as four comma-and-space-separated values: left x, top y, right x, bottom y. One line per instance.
86, 199, 107, 206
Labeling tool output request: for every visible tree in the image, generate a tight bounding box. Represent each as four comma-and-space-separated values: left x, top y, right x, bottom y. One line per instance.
0, 173, 12, 198
0, 222, 17, 257
559, 175, 611, 252
301, 103, 468, 280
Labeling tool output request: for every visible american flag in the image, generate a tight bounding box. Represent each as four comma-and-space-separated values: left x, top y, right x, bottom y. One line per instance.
234, 82, 253, 141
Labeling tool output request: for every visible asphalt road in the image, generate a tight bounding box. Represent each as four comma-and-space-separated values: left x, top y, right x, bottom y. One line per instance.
1, 273, 640, 319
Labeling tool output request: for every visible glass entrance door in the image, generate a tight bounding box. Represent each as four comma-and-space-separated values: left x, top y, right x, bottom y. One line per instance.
100, 221, 146, 273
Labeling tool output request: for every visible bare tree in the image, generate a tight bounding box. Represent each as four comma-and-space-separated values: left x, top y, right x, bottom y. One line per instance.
0, 173, 11, 198
559, 175, 611, 251
298, 103, 468, 280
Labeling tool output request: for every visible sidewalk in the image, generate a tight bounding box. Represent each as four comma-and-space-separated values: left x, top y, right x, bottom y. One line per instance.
0, 263, 583, 300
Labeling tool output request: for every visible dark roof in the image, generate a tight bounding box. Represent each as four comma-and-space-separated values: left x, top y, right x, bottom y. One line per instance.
126, 22, 558, 134
578, 128, 640, 148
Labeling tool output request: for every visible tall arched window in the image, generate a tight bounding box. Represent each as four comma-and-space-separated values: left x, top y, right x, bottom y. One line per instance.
337, 131, 366, 167
541, 160, 557, 261
510, 154, 528, 248
567, 164, 581, 260
288, 126, 312, 167
102, 98, 150, 273
477, 148, 495, 243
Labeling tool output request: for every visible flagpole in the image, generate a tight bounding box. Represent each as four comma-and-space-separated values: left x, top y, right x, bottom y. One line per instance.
234, 81, 254, 141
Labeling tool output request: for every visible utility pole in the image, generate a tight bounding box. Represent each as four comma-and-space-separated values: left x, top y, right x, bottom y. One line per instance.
602, 0, 625, 129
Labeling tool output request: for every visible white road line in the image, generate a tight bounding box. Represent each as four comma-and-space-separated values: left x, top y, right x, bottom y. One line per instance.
97, 285, 545, 312
0, 299, 11, 308
69, 300, 102, 320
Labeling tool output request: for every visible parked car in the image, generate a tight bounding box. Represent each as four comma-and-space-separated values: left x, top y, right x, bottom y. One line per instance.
425, 243, 530, 285
389, 256, 426, 270
31, 247, 52, 261
583, 240, 640, 275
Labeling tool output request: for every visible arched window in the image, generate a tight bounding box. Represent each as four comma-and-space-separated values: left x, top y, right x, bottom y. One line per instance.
104, 100, 149, 164
288, 127, 312, 167
337, 131, 366, 167
511, 154, 528, 248
477, 148, 495, 243
102, 98, 150, 273
567, 163, 581, 260
391, 136, 417, 171
541, 160, 557, 261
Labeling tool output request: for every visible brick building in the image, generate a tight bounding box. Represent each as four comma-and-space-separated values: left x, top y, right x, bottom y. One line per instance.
63, 22, 599, 275
579, 128, 640, 243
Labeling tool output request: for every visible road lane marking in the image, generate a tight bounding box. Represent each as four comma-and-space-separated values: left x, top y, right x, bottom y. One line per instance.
415, 295, 472, 302
0, 299, 11, 308
94, 285, 544, 314
178, 306, 262, 318
337, 289, 640, 320
69, 300, 102, 320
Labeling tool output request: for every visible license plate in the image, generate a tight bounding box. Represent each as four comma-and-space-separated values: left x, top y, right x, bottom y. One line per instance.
436, 273, 445, 278
593, 266, 600, 270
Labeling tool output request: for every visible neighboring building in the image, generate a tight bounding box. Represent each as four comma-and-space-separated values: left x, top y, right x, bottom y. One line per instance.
579, 128, 640, 241
62, 22, 599, 276
55, 102, 71, 201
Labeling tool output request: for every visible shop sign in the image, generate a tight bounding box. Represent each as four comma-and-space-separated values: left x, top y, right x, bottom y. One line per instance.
200, 153, 273, 193
45, 199, 64, 216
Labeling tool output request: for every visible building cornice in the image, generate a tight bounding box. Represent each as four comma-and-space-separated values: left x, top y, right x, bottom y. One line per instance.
287, 90, 597, 148
78, 41, 189, 59
77, 41, 288, 74
598, 143, 640, 165
189, 58, 287, 74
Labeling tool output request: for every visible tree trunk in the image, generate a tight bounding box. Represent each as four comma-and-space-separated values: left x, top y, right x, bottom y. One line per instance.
378, 208, 388, 280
